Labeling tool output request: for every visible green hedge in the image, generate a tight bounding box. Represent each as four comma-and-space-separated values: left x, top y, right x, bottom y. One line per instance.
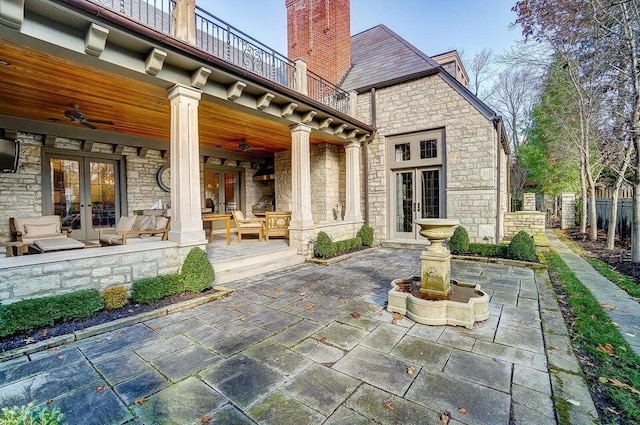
467, 243, 509, 258
0, 289, 104, 338
130, 274, 183, 304
449, 226, 469, 254
507, 230, 537, 262
314, 232, 364, 258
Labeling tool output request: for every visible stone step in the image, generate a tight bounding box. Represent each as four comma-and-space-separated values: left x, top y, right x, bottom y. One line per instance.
381, 239, 430, 250
212, 248, 305, 285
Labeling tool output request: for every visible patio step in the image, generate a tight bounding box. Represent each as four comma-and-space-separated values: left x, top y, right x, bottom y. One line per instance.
382, 239, 430, 250
212, 246, 305, 285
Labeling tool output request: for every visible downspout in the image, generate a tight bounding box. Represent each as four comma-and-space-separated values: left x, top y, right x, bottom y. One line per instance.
363, 88, 377, 225
493, 115, 503, 243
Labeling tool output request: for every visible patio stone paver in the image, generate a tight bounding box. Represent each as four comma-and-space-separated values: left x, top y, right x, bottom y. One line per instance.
113, 370, 169, 405
443, 349, 512, 393
359, 322, 407, 353
94, 351, 153, 385
389, 335, 453, 371
346, 383, 442, 425
200, 354, 286, 409
151, 344, 222, 382
245, 340, 312, 376
247, 390, 326, 425
135, 377, 226, 425
279, 363, 360, 416
405, 369, 511, 425
0, 247, 607, 424
333, 346, 418, 396
292, 337, 346, 364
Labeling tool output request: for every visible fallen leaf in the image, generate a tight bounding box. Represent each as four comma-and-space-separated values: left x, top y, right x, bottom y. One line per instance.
566, 399, 580, 406
597, 343, 617, 357
134, 396, 148, 405
391, 318, 398, 325
317, 337, 327, 345
624, 332, 636, 338
304, 304, 314, 311
150, 326, 160, 331
440, 411, 452, 424
42, 328, 49, 337
114, 332, 123, 338
392, 313, 404, 321
383, 400, 394, 410
351, 311, 361, 318
274, 288, 281, 293
493, 358, 506, 365
601, 304, 615, 310
57, 354, 65, 360
47, 347, 59, 352
200, 416, 212, 423
299, 292, 306, 296
608, 378, 640, 396
598, 376, 608, 383
96, 385, 106, 392
548, 346, 559, 351
458, 407, 467, 414
407, 366, 416, 375
23, 337, 35, 344
46, 399, 54, 405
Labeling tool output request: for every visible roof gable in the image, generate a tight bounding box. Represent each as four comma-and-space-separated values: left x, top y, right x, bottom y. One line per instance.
340, 25, 440, 92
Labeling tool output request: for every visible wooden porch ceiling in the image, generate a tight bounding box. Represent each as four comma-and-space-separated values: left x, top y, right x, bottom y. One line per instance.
0, 39, 330, 155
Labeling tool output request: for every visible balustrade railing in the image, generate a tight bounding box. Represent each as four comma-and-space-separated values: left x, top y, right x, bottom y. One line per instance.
91, 0, 350, 114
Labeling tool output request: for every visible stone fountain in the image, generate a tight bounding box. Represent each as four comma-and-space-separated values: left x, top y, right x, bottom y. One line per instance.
387, 219, 489, 329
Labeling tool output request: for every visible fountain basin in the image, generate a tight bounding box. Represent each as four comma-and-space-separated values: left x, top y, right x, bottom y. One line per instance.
388, 277, 489, 329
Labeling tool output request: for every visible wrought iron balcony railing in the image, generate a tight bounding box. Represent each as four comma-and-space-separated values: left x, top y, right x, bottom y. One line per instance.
92, 0, 350, 115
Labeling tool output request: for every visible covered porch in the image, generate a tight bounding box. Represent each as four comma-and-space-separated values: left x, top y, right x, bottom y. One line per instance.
0, 0, 373, 300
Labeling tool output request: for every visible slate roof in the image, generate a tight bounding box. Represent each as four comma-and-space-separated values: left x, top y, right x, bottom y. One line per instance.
340, 24, 441, 92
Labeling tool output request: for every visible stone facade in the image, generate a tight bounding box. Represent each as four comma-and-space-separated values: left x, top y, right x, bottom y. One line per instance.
523, 193, 536, 211
357, 74, 508, 243
0, 243, 198, 304
561, 192, 576, 229
503, 212, 546, 238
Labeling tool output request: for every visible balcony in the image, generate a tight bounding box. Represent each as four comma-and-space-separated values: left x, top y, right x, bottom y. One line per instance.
93, 0, 351, 115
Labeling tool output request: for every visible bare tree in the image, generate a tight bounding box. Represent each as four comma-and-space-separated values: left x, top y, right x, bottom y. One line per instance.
467, 48, 494, 99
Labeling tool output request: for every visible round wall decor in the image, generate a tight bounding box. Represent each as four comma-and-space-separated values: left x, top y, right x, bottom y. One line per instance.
157, 165, 170, 192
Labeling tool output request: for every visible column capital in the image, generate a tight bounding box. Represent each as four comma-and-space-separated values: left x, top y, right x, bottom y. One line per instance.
167, 84, 202, 101
344, 140, 361, 149
290, 123, 312, 134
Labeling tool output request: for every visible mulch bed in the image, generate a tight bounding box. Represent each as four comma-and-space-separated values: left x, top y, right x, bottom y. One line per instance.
0, 288, 219, 353
564, 228, 640, 284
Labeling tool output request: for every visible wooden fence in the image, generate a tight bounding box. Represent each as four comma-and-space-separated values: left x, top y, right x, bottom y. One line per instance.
590, 198, 633, 240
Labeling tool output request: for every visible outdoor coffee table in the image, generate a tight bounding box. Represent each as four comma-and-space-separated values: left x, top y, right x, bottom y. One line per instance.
202, 213, 231, 245
29, 238, 86, 253
4, 241, 28, 257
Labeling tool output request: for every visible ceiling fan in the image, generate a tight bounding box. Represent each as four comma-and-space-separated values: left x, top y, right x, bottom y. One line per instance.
61, 104, 114, 129
238, 139, 267, 152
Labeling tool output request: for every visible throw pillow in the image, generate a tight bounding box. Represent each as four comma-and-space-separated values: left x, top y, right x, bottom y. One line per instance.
115, 216, 137, 233
24, 223, 59, 237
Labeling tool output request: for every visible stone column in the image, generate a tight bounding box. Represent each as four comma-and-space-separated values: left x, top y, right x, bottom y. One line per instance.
344, 141, 363, 223
561, 192, 576, 229
171, 0, 196, 44
523, 192, 536, 211
293, 58, 308, 96
167, 84, 206, 245
289, 123, 314, 229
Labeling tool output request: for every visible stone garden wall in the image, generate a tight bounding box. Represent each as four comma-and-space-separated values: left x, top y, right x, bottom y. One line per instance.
0, 242, 200, 305
503, 211, 546, 238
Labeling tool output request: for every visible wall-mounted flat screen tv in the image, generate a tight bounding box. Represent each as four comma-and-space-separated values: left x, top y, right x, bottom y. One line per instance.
0, 139, 19, 173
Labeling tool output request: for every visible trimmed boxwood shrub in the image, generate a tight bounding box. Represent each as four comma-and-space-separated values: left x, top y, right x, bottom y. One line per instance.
131, 274, 183, 304
357, 225, 374, 247
1, 403, 64, 425
0, 289, 104, 338
181, 247, 215, 293
449, 226, 469, 254
101, 286, 129, 310
314, 231, 336, 258
508, 230, 537, 262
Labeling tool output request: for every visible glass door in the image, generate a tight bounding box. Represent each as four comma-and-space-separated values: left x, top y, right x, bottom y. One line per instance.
48, 156, 119, 240
391, 168, 441, 239
203, 168, 240, 213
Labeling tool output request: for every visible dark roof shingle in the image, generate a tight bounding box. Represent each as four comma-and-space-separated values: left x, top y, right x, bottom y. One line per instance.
340, 24, 440, 92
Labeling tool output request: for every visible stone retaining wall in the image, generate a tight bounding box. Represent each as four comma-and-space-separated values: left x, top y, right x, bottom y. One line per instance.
0, 242, 200, 305
503, 211, 546, 238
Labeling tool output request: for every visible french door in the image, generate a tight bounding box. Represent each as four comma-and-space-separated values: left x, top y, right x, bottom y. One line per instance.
391, 168, 442, 239
45, 154, 121, 240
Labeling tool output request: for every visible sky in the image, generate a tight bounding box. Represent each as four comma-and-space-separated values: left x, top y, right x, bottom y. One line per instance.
196, 0, 526, 67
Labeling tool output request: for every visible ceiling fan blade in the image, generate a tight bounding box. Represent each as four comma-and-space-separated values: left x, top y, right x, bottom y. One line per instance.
81, 121, 98, 129
87, 119, 114, 125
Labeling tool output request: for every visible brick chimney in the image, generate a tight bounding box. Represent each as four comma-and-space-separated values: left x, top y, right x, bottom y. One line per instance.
285, 0, 351, 86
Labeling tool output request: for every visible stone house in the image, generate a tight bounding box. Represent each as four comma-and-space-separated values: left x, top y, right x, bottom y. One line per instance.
0, 0, 507, 302
286, 0, 510, 244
